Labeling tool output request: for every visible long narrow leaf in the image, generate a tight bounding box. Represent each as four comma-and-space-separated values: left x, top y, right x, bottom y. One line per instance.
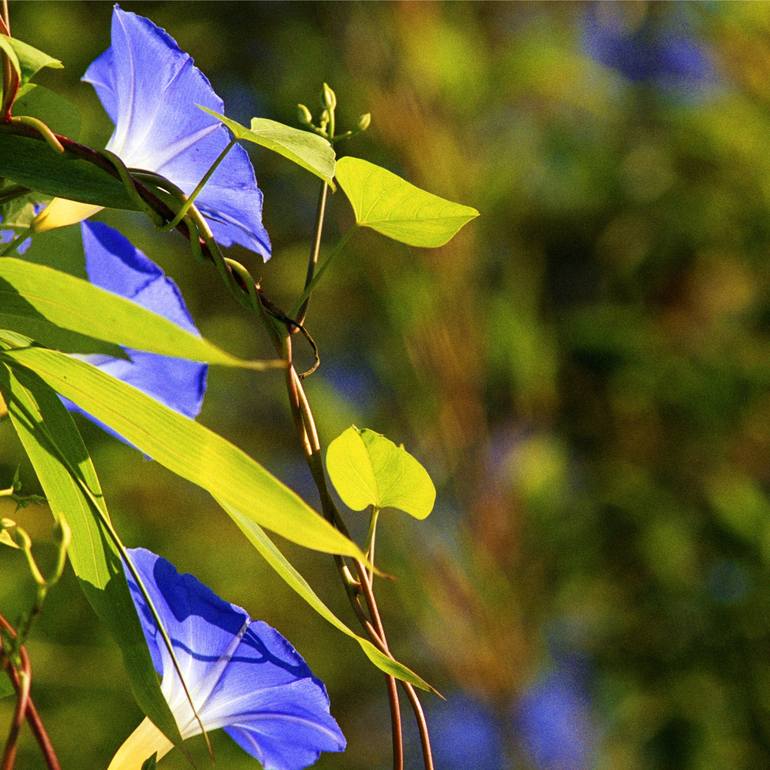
0, 345, 369, 562
0, 363, 181, 743
0, 258, 279, 370
222, 501, 437, 694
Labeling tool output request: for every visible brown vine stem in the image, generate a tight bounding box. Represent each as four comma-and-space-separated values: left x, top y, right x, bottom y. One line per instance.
282, 334, 405, 770
0, 614, 60, 770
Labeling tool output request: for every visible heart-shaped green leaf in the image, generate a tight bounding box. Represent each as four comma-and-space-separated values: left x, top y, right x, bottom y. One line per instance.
326, 426, 436, 519
199, 106, 336, 186
335, 156, 478, 248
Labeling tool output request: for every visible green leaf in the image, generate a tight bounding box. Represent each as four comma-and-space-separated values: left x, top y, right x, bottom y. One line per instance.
0, 257, 277, 369
0, 36, 20, 80
326, 426, 436, 519
0, 36, 62, 84
0, 132, 138, 209
13, 84, 80, 139
335, 156, 479, 247
0, 194, 42, 234
0, 345, 369, 562
0, 363, 181, 743
200, 106, 336, 186
223, 502, 437, 693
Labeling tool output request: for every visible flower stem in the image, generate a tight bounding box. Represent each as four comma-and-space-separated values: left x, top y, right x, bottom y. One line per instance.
290, 227, 356, 318
0, 118, 435, 768
162, 138, 236, 231
0, 231, 29, 257
295, 182, 329, 326
366, 507, 380, 585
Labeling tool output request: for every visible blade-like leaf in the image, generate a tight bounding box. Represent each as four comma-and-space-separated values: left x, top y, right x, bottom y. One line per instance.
335, 156, 479, 247
0, 363, 181, 743
223, 501, 437, 693
0, 36, 20, 79
0, 257, 278, 369
327, 426, 436, 519
0, 35, 62, 84
0, 345, 369, 561
0, 132, 138, 209
200, 106, 336, 186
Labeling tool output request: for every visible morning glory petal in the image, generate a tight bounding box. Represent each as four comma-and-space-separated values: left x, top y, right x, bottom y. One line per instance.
71, 222, 206, 433
82, 46, 118, 124
123, 548, 346, 769
83, 6, 271, 258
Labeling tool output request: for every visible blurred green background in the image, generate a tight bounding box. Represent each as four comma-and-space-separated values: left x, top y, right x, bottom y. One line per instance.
2, 2, 770, 768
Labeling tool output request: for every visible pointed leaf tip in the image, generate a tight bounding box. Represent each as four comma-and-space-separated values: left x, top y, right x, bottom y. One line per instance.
335, 156, 478, 248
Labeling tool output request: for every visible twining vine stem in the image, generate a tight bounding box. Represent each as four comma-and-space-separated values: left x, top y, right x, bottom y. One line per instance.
0, 613, 60, 770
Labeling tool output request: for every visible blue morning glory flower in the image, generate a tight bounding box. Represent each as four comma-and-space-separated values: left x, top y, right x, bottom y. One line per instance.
416, 692, 504, 770
109, 548, 345, 770
83, 5, 271, 259
515, 661, 596, 770
583, 5, 714, 89
69, 221, 206, 432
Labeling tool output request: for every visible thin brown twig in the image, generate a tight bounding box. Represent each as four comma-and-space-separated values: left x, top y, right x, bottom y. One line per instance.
282, 335, 406, 770
0, 615, 61, 770
1, 647, 29, 770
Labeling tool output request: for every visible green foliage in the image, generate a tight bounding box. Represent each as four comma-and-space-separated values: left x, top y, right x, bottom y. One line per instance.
223, 503, 436, 692
326, 426, 435, 519
0, 256, 277, 368
0, 364, 181, 744
0, 35, 62, 84
200, 106, 336, 185
0, 134, 138, 209
335, 156, 479, 247
0, 344, 368, 562
13, 83, 80, 139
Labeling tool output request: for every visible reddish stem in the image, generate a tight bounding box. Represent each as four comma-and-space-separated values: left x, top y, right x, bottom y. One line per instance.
0, 615, 61, 770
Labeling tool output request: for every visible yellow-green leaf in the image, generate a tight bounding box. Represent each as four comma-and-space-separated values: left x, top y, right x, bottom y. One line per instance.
326, 426, 436, 519
200, 106, 336, 186
0, 35, 62, 84
0, 257, 279, 370
0, 345, 368, 562
335, 156, 478, 247
223, 502, 437, 693
0, 363, 181, 743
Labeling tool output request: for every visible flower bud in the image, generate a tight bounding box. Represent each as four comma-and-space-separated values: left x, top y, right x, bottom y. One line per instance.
321, 82, 337, 111
357, 112, 371, 131
297, 103, 313, 126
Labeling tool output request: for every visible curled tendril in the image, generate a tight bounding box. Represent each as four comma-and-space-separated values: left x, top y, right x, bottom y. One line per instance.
115, 166, 321, 377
